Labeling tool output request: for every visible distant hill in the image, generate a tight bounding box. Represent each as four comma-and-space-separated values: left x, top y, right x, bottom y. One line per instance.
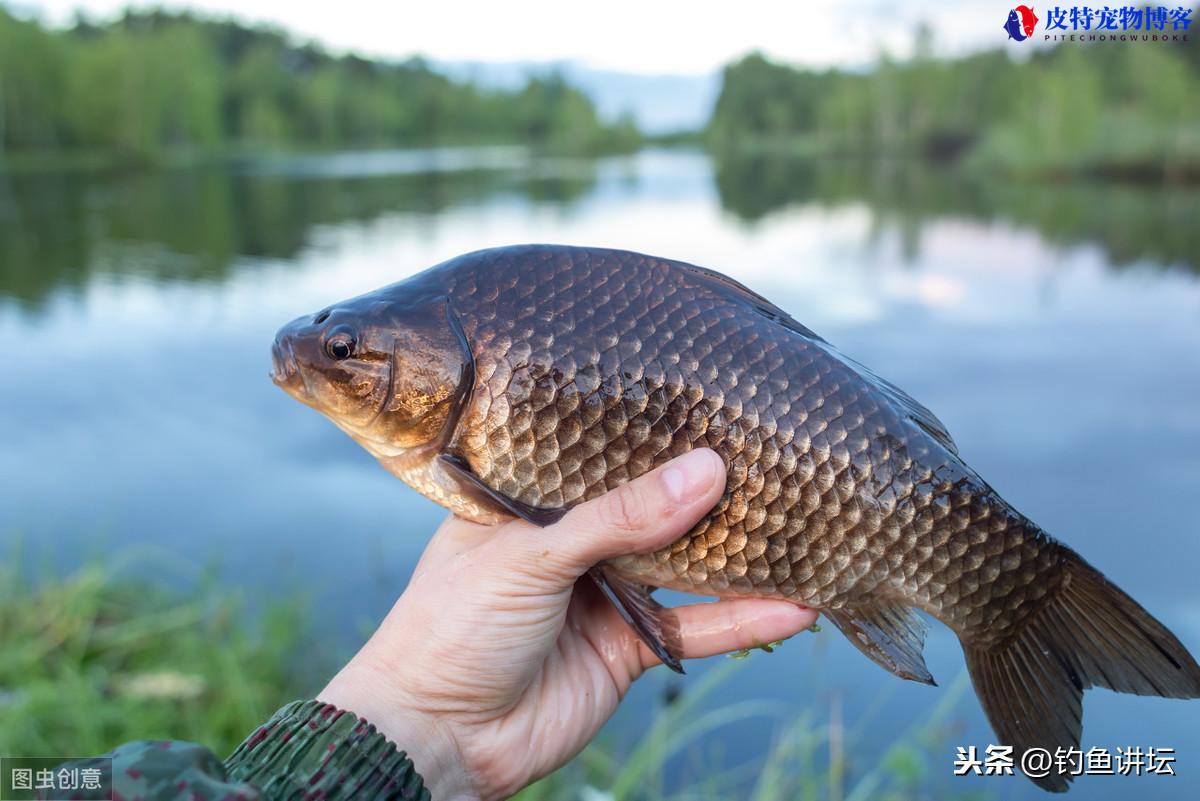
435, 60, 719, 135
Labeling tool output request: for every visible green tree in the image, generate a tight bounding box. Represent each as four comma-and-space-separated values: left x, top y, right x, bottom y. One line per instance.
0, 11, 68, 152
0, 9, 640, 161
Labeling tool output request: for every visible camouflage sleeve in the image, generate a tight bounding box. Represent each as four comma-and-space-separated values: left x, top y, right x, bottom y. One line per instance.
44, 701, 430, 801
225, 700, 430, 800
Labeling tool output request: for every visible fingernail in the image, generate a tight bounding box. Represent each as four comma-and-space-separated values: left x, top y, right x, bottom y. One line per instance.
662, 449, 720, 504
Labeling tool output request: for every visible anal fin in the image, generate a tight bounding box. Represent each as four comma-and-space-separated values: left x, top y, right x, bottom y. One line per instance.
825, 600, 935, 685
438, 453, 567, 527
589, 566, 685, 674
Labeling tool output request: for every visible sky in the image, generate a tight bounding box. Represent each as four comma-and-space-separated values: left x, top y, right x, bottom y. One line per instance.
19, 0, 1016, 75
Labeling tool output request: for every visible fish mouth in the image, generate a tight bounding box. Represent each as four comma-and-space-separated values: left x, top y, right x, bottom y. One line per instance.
270, 338, 302, 391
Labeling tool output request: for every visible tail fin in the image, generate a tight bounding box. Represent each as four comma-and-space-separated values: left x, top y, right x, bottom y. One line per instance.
963, 548, 1200, 792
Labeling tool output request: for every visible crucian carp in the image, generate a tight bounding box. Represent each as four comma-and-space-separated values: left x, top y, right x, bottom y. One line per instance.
272, 244, 1200, 791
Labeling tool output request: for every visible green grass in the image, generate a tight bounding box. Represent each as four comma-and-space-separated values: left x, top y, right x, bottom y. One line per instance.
1, 557, 982, 800
0, 553, 325, 757
515, 659, 982, 801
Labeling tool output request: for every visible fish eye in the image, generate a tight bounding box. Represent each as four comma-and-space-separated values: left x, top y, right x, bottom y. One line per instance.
325, 332, 356, 361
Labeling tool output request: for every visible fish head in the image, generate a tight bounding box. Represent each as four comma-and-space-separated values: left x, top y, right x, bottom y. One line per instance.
271, 285, 471, 455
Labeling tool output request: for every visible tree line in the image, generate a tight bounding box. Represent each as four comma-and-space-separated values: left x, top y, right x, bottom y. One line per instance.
3, 8, 1196, 178
0, 8, 639, 161
708, 30, 1200, 180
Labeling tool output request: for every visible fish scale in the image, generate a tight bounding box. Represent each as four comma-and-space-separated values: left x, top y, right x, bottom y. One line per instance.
272, 243, 1200, 792
438, 247, 1038, 626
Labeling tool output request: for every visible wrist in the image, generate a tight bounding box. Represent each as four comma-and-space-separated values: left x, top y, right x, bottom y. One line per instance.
319, 665, 478, 801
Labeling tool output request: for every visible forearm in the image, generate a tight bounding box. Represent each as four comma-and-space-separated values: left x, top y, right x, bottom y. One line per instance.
225, 700, 431, 800
45, 701, 431, 801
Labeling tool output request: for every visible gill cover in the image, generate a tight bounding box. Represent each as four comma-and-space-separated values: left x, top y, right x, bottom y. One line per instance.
374, 293, 475, 454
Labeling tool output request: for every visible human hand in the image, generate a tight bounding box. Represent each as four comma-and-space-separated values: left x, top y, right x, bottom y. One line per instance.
318, 448, 818, 800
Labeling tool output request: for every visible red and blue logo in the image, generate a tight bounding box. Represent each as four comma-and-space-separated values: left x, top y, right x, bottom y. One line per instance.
1004, 5, 1040, 39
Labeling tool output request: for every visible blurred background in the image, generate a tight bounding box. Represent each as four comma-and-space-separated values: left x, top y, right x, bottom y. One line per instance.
1, 2, 1198, 799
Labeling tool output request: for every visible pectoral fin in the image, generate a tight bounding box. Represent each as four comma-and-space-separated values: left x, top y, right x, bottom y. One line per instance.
437, 453, 684, 673
825, 600, 935, 685
589, 566, 685, 674
437, 452, 567, 526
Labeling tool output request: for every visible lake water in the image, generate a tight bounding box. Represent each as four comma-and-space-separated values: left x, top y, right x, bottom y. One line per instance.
2, 148, 1198, 799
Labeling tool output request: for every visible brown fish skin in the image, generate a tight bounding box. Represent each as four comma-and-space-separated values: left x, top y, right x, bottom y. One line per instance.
272, 244, 1200, 792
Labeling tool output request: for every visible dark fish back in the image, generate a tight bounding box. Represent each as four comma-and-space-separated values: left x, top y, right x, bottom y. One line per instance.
423, 246, 1034, 626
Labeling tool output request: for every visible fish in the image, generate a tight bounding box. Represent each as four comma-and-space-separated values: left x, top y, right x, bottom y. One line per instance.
271, 244, 1200, 791
1004, 5, 1039, 41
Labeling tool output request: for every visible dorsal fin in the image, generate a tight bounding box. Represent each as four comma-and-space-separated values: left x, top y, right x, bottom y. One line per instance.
835, 352, 960, 455
679, 263, 828, 342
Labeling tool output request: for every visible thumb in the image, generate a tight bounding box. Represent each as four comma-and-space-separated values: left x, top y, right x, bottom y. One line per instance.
497, 448, 726, 586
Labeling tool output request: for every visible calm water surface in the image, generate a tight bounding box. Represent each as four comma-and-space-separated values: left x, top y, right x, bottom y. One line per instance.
2, 149, 1198, 799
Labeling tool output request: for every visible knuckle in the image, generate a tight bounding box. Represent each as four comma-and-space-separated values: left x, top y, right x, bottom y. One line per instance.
599, 482, 652, 533
487, 528, 576, 582
726, 604, 754, 650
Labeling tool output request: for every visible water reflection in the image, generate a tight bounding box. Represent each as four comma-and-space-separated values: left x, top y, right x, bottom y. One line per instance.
5, 149, 1199, 315
713, 151, 1200, 274
0, 153, 597, 308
